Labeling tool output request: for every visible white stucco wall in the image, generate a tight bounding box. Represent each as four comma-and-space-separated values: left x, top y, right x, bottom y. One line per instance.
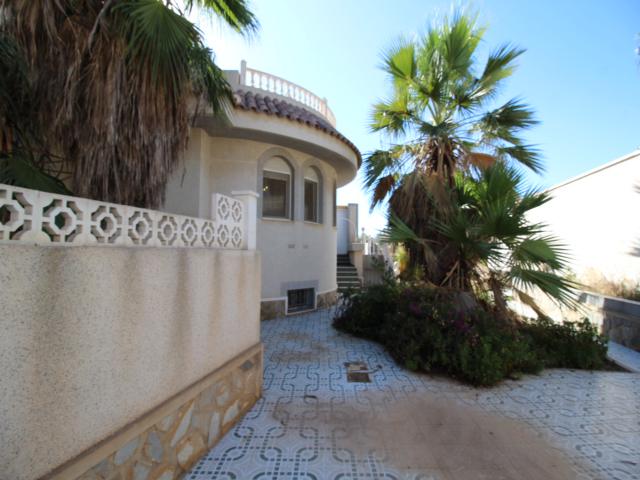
528, 150, 640, 283
0, 245, 261, 480
164, 131, 340, 301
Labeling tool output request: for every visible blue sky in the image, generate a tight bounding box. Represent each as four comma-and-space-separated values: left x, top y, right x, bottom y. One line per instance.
196, 0, 640, 233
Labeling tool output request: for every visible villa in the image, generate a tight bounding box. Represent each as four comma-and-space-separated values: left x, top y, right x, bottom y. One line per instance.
163, 61, 361, 319
2, 7, 639, 480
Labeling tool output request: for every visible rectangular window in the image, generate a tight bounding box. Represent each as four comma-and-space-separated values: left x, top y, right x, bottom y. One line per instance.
304, 180, 318, 222
263, 172, 289, 218
332, 182, 337, 227
287, 288, 315, 313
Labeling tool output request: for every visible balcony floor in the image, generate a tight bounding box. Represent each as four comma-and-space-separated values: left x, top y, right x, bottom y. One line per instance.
186, 308, 640, 480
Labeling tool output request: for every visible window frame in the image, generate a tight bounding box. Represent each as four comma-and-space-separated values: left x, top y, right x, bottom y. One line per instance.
332, 180, 337, 227
304, 178, 319, 223
262, 169, 292, 220
303, 165, 323, 224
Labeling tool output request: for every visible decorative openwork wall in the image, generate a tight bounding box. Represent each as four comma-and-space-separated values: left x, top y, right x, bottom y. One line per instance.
0, 184, 246, 249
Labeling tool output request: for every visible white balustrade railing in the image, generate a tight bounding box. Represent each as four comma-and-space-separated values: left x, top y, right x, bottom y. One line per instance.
0, 184, 247, 250
240, 61, 337, 127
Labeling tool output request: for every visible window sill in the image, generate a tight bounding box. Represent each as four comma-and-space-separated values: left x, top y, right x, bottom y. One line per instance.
261, 216, 293, 223
303, 221, 323, 226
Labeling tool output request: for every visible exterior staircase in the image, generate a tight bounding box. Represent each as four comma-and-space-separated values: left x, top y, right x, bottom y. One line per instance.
337, 254, 361, 292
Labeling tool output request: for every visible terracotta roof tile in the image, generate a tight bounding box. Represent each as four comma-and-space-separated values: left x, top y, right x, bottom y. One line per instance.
233, 90, 361, 165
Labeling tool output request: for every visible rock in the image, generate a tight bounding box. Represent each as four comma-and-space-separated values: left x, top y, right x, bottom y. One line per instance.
215, 382, 231, 407
144, 431, 164, 463
92, 458, 113, 478
197, 385, 216, 410
149, 465, 176, 480
114, 437, 139, 466
156, 413, 176, 432
170, 403, 194, 447
132, 461, 152, 480
222, 401, 239, 427
190, 411, 211, 436
208, 412, 221, 446
176, 433, 206, 470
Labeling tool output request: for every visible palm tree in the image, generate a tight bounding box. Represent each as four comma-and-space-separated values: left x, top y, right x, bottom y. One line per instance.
384, 163, 578, 322
0, 0, 257, 207
365, 12, 541, 283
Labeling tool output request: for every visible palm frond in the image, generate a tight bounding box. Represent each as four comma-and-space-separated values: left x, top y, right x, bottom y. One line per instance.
371, 174, 397, 207
381, 40, 416, 82
185, 0, 258, 33
495, 144, 544, 173
370, 94, 412, 134
510, 236, 570, 270
0, 152, 71, 194
477, 43, 525, 93
113, 1, 200, 92
509, 267, 580, 310
188, 44, 232, 116
440, 11, 481, 77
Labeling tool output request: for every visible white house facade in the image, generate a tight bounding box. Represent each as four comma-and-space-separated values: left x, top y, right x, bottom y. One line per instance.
163, 62, 361, 319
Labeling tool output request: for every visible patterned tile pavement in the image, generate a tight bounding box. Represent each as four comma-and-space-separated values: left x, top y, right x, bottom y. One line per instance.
186, 308, 640, 480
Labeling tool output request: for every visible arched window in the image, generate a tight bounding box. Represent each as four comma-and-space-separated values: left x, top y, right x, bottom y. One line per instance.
262, 156, 292, 219
304, 166, 322, 223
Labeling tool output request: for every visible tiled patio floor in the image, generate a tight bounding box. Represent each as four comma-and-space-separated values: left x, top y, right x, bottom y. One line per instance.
186, 308, 640, 480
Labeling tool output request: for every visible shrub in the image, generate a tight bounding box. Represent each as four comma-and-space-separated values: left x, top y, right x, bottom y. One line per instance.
520, 317, 608, 370
334, 278, 399, 341
334, 282, 609, 386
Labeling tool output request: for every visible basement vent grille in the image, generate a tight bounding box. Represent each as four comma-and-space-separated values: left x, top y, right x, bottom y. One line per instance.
287, 288, 315, 313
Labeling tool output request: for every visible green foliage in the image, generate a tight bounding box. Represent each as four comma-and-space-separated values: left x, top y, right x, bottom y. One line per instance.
384, 163, 580, 315
0, 153, 71, 194
335, 280, 399, 341
365, 11, 541, 207
334, 282, 609, 387
366, 11, 545, 292
521, 317, 608, 370
0, 33, 71, 194
0, 0, 256, 207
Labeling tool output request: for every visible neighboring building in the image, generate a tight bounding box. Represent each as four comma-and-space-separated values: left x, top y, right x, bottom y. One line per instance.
528, 149, 640, 286
163, 61, 361, 318
513, 150, 640, 349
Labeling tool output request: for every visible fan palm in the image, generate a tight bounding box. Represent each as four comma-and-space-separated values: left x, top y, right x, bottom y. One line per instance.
383, 163, 579, 321
365, 12, 541, 282
0, 0, 257, 207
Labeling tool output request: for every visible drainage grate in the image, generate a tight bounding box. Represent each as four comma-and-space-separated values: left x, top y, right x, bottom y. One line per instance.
344, 361, 371, 383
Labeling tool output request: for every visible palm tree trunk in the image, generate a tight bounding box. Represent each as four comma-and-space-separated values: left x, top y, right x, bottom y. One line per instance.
489, 275, 513, 325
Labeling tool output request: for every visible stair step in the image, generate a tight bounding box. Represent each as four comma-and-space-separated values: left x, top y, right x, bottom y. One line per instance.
337, 253, 361, 291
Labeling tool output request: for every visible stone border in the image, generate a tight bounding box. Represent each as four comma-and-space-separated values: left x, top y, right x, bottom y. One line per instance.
45, 343, 262, 480
260, 299, 286, 321
316, 290, 338, 309
578, 292, 640, 350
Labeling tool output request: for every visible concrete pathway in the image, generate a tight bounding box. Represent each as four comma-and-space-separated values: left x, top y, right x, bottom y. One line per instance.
186, 308, 640, 480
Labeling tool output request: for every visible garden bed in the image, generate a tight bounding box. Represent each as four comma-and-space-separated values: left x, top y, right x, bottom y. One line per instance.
334, 281, 612, 386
